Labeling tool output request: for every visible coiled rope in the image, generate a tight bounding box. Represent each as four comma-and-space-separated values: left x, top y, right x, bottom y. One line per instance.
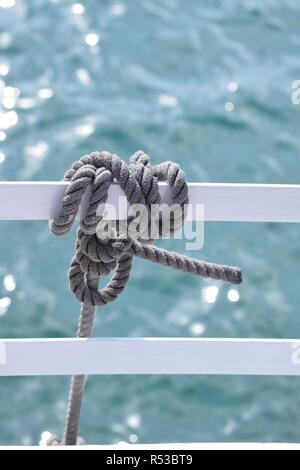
43, 151, 242, 446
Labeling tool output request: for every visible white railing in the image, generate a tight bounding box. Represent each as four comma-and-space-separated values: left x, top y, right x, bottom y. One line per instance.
0, 181, 300, 378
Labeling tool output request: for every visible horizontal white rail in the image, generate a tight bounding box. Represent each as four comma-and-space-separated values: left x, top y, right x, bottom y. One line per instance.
0, 182, 300, 222
0, 338, 300, 377
35, 443, 300, 450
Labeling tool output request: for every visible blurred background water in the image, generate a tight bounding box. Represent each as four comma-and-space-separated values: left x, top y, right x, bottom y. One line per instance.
0, 0, 300, 445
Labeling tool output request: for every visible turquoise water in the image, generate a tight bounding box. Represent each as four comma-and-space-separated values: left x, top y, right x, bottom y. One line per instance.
0, 0, 300, 445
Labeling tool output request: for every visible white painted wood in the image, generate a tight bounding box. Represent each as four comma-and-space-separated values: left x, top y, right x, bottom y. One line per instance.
1, 338, 300, 377
0, 182, 300, 222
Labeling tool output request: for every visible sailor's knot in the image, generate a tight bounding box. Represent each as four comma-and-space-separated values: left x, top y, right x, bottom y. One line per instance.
76, 229, 133, 277
49, 150, 189, 306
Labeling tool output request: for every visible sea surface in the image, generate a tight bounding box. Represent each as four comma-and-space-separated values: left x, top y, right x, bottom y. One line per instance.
0, 0, 300, 445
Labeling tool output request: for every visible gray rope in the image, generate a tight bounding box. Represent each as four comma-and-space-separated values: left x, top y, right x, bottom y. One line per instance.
63, 283, 96, 446
44, 150, 242, 446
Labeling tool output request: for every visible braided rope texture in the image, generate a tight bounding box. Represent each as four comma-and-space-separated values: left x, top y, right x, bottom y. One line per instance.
43, 150, 242, 446
49, 151, 242, 307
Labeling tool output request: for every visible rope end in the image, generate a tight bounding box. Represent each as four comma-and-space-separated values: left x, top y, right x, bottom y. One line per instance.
229, 267, 243, 285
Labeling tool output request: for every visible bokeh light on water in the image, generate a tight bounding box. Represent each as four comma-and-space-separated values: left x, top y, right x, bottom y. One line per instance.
0, 0, 300, 444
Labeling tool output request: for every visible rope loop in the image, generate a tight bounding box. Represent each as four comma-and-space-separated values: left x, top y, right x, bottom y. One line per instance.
49, 151, 242, 307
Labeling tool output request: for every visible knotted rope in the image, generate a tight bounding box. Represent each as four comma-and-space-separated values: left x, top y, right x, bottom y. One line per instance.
43, 151, 242, 446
